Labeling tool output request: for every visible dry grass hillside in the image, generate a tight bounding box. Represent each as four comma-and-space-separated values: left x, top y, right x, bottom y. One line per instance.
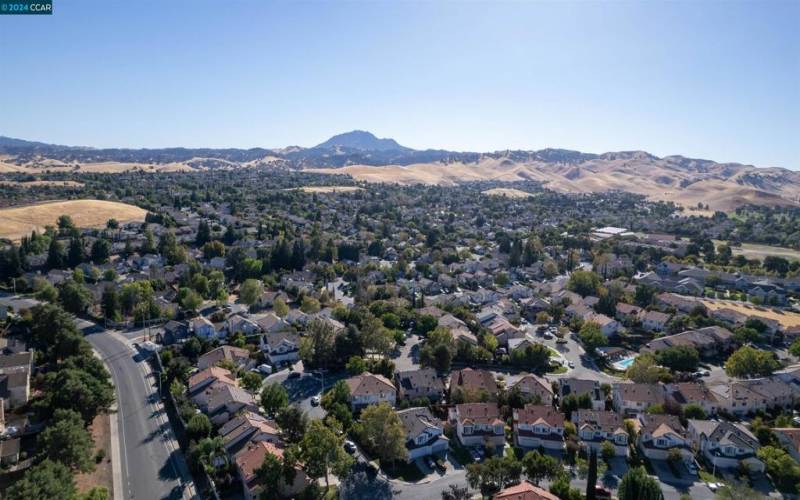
481, 188, 536, 198
0, 200, 147, 241
307, 154, 800, 212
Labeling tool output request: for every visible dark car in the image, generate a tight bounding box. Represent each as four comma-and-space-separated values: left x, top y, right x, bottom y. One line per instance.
344, 440, 357, 454
287, 372, 301, 379
595, 485, 612, 498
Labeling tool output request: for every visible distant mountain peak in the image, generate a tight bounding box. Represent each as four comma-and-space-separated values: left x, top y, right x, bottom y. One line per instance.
314, 130, 410, 152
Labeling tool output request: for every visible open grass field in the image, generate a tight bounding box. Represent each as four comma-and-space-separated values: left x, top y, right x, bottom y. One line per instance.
289, 186, 364, 193
700, 297, 800, 329
481, 188, 536, 198
713, 240, 800, 262
0, 199, 147, 241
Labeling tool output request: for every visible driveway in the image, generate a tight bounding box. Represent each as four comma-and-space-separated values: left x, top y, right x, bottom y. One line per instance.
393, 334, 421, 372
263, 365, 345, 419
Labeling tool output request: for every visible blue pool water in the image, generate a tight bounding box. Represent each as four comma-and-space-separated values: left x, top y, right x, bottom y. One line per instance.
613, 356, 637, 370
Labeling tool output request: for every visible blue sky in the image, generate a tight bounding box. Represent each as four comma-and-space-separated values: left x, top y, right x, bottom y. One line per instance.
1, 1, 798, 168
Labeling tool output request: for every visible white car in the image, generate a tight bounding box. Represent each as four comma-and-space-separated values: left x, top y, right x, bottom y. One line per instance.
310, 395, 321, 406
257, 364, 273, 375
568, 361, 575, 368
140, 341, 161, 352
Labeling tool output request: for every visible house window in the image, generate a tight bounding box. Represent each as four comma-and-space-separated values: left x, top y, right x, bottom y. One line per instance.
656, 439, 666, 447
463, 425, 473, 434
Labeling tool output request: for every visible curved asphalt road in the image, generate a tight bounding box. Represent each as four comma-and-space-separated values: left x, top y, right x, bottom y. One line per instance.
79, 320, 195, 500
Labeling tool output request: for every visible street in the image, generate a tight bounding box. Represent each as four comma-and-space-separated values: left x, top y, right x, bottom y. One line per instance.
80, 320, 196, 500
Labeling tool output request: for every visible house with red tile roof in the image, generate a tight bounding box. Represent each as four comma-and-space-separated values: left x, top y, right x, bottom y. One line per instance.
512, 404, 565, 450
493, 481, 559, 500
448, 403, 505, 448
234, 441, 310, 500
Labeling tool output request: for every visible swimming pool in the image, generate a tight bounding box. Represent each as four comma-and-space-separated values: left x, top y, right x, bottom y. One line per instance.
612, 356, 637, 371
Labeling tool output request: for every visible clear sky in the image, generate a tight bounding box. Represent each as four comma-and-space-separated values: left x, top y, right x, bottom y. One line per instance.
1, 1, 798, 168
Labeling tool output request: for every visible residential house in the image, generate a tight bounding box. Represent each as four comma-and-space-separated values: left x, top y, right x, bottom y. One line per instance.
571, 410, 628, 457
199, 383, 259, 425
395, 368, 445, 402
256, 313, 291, 334
0, 352, 32, 410
344, 373, 396, 410
396, 407, 449, 461
197, 345, 253, 371
639, 310, 671, 333
637, 414, 692, 461
615, 303, 642, 323
612, 383, 666, 416
226, 315, 261, 336
0, 438, 20, 466
256, 290, 289, 310
493, 481, 559, 500
439, 313, 468, 331
234, 441, 311, 500
711, 378, 797, 416
687, 420, 765, 473
188, 366, 238, 397
643, 326, 733, 358
449, 368, 498, 402
190, 316, 218, 340
558, 378, 605, 411
512, 404, 565, 450
666, 382, 719, 416
448, 403, 505, 448
219, 411, 281, 454
773, 428, 800, 463
589, 314, 619, 337
161, 320, 189, 344
656, 293, 704, 313
510, 374, 554, 406
259, 331, 301, 366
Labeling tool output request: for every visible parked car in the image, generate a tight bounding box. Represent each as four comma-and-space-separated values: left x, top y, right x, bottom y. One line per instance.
140, 341, 161, 352
595, 485, 612, 498
568, 361, 575, 368
257, 364, 272, 375
311, 395, 321, 406
344, 440, 357, 454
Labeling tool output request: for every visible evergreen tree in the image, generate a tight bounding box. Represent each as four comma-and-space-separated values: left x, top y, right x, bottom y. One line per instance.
91, 238, 111, 264
101, 286, 120, 321
0, 245, 23, 281
223, 224, 238, 245
68, 238, 84, 267
618, 466, 663, 500
195, 220, 211, 246
586, 449, 597, 500
271, 238, 291, 270
291, 239, 306, 270
46, 238, 67, 269
141, 227, 156, 254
